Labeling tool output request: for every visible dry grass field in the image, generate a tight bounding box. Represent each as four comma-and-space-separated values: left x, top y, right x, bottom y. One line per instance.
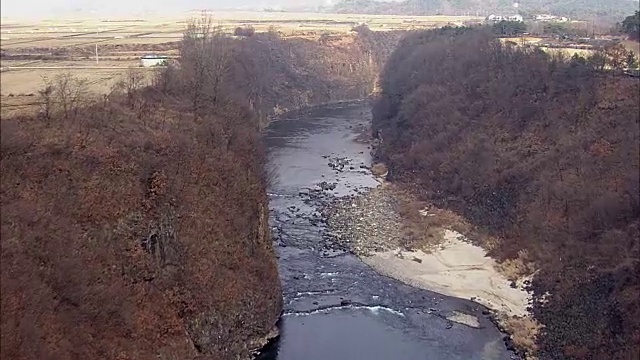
500, 37, 597, 58
538, 46, 596, 58
500, 36, 545, 45
622, 39, 640, 55
1, 16, 182, 106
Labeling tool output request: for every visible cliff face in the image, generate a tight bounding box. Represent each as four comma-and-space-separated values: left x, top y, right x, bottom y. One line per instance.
223, 29, 403, 125
0, 29, 402, 360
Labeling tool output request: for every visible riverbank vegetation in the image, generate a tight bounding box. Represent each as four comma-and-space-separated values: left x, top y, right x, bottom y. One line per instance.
373, 27, 639, 358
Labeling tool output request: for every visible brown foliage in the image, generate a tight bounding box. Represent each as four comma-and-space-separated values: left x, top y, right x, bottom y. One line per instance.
1, 46, 281, 360
173, 27, 402, 126
234, 26, 256, 37
374, 27, 640, 359
0, 20, 404, 359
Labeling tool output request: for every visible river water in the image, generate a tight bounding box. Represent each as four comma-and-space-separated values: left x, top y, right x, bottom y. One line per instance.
261, 102, 516, 360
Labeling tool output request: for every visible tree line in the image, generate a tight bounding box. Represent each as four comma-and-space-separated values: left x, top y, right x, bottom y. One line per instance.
622, 11, 640, 41
373, 27, 639, 359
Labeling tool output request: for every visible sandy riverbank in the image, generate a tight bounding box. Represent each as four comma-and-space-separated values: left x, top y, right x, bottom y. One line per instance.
325, 183, 539, 355
362, 229, 531, 317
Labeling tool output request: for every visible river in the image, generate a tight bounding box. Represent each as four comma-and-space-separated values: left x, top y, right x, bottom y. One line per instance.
259, 102, 516, 360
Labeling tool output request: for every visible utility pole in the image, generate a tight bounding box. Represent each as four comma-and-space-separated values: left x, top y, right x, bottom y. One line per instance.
95, 29, 99, 64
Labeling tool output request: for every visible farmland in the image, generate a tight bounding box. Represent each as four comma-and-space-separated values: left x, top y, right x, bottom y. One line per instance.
0, 11, 479, 117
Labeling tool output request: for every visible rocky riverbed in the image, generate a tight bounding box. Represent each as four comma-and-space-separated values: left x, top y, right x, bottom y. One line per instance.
262, 101, 521, 360
322, 185, 403, 256
319, 161, 536, 356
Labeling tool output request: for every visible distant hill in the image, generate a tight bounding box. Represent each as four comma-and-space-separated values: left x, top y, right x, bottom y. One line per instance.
332, 0, 640, 21
0, 0, 325, 20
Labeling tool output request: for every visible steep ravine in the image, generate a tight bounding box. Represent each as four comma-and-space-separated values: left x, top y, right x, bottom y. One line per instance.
178, 30, 523, 359
371, 28, 640, 359
224, 29, 403, 127
259, 102, 519, 360
0, 30, 401, 360
1, 29, 525, 360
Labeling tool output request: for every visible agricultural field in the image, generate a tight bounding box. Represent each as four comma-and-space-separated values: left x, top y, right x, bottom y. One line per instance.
0, 11, 478, 105
538, 46, 596, 58
499, 37, 595, 57
1, 16, 181, 108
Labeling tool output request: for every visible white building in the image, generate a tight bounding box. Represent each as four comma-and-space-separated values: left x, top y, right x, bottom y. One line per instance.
487, 14, 524, 22
140, 55, 168, 67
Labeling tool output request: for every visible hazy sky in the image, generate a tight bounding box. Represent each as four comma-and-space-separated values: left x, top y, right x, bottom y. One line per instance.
0, 0, 341, 19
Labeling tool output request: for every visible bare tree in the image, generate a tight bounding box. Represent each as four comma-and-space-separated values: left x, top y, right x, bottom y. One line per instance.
36, 74, 89, 122
113, 67, 147, 109
180, 12, 232, 116
52, 73, 89, 121
37, 76, 55, 122
604, 43, 632, 71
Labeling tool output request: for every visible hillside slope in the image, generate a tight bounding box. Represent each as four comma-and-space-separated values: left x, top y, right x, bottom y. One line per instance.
373, 27, 639, 358
1, 87, 282, 360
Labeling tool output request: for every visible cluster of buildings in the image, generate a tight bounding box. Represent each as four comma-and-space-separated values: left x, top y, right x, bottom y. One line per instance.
485, 1, 524, 23
486, 14, 524, 23
485, 14, 571, 23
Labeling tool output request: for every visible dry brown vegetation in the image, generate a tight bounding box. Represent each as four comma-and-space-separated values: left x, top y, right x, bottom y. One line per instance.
1, 16, 404, 359
0, 11, 464, 100
1, 71, 281, 360
371, 162, 389, 176
389, 186, 462, 251
219, 25, 402, 126
373, 27, 639, 359
500, 314, 544, 354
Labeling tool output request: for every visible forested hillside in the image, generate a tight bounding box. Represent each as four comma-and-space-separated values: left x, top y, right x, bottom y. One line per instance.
219, 26, 401, 126
0, 21, 401, 360
373, 27, 639, 358
333, 0, 639, 20
1, 39, 281, 360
